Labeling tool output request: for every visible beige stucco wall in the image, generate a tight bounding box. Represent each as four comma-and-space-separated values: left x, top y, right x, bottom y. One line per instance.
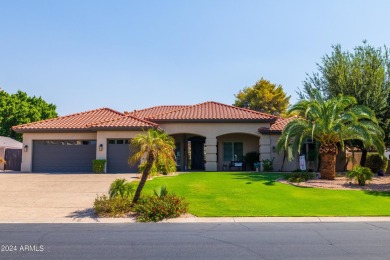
21, 132, 97, 172
270, 135, 299, 171
160, 122, 269, 137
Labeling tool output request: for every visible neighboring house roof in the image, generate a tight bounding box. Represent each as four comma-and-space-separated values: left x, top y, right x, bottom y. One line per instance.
88, 114, 158, 130
146, 101, 277, 122
0, 136, 22, 148
12, 108, 124, 133
127, 105, 190, 119
258, 116, 297, 134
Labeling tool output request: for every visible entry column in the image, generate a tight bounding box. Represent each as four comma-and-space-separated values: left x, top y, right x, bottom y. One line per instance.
259, 135, 271, 171
205, 137, 217, 171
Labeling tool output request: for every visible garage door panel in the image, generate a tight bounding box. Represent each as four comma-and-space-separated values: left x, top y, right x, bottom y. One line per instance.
32, 140, 96, 173
107, 140, 138, 173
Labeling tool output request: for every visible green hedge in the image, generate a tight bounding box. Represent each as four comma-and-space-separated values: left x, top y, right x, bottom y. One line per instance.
93, 159, 106, 173
365, 154, 388, 174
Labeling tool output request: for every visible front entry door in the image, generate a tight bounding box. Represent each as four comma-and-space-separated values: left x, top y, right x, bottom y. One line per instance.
190, 137, 205, 170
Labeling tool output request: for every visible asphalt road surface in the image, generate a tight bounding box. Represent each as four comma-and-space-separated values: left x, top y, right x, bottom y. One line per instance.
1, 222, 390, 259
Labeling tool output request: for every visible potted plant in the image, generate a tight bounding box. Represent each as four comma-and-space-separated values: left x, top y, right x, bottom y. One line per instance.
244, 151, 260, 171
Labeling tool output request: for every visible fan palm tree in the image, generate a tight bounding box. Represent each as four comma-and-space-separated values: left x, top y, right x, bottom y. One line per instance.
277, 91, 385, 180
129, 128, 175, 203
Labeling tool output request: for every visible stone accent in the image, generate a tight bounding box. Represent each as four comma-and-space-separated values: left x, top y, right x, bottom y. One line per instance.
205, 137, 217, 171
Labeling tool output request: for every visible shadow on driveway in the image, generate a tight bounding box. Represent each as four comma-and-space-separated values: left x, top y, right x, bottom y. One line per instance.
67, 208, 99, 221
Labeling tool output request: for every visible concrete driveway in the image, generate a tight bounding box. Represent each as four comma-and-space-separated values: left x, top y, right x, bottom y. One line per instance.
0, 173, 136, 223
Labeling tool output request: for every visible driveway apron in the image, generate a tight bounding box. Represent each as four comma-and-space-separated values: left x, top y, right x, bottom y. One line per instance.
0, 173, 135, 222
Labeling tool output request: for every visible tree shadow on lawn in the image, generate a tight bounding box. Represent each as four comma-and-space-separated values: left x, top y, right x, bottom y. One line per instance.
229, 172, 284, 186
364, 190, 390, 197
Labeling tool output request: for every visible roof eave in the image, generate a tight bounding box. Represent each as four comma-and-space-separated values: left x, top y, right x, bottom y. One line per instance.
258, 129, 282, 135
148, 119, 276, 123
12, 128, 95, 133
89, 126, 157, 131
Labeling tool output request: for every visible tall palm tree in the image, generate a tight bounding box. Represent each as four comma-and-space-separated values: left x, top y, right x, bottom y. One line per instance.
129, 128, 176, 203
277, 91, 385, 180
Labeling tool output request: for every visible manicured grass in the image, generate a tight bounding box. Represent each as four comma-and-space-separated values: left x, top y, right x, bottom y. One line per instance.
140, 172, 390, 217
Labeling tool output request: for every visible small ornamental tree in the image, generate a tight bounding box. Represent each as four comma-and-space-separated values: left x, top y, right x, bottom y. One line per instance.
129, 128, 176, 203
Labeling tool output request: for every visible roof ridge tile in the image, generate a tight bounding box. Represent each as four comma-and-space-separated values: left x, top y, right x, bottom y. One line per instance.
89, 114, 158, 127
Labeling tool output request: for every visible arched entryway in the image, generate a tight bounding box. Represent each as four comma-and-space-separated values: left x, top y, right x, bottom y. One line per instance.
171, 134, 206, 171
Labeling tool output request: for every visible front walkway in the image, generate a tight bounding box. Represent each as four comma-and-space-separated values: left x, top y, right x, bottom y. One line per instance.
0, 173, 136, 223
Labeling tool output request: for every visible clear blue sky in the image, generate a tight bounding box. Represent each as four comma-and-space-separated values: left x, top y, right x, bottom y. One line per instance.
1, 0, 389, 116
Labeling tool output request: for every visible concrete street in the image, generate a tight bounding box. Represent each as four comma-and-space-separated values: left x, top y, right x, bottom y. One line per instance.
1, 222, 390, 259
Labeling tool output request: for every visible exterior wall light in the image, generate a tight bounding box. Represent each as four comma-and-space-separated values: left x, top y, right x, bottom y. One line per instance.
99, 144, 103, 151
24, 145, 28, 152
272, 146, 276, 153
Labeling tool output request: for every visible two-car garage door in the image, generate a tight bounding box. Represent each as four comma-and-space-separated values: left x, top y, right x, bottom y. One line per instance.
32, 140, 97, 173
32, 139, 138, 173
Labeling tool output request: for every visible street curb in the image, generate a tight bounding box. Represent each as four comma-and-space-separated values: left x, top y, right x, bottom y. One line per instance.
2, 216, 390, 224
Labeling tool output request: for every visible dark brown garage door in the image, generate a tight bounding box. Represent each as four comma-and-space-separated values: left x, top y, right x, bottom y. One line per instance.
107, 139, 138, 173
32, 140, 96, 173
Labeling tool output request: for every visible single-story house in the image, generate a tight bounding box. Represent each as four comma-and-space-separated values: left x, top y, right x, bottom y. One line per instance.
13, 101, 301, 173
0, 136, 23, 171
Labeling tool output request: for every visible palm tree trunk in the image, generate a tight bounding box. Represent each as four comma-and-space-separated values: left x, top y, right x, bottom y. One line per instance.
319, 143, 338, 180
132, 152, 155, 204
360, 148, 367, 166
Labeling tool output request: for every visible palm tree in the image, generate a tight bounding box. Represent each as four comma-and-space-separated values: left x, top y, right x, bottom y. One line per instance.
129, 128, 176, 203
277, 91, 385, 180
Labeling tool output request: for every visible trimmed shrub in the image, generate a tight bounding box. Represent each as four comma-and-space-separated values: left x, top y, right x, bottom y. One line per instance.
262, 158, 274, 171
133, 194, 188, 222
347, 166, 373, 186
287, 172, 315, 183
109, 178, 134, 199
365, 154, 388, 174
93, 195, 132, 217
93, 159, 106, 173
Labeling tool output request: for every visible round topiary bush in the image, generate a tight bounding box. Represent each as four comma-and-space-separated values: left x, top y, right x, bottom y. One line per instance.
365, 154, 388, 174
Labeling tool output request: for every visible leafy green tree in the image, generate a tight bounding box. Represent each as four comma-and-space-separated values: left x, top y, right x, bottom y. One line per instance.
0, 89, 57, 141
277, 91, 384, 180
299, 41, 390, 161
234, 78, 291, 115
129, 129, 176, 203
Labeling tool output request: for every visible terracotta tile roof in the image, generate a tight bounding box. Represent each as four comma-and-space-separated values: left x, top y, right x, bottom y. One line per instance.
12, 108, 124, 132
259, 116, 298, 134
146, 101, 277, 121
127, 105, 190, 119
88, 114, 158, 129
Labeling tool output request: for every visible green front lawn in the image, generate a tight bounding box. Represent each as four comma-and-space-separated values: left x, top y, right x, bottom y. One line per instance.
141, 172, 390, 217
